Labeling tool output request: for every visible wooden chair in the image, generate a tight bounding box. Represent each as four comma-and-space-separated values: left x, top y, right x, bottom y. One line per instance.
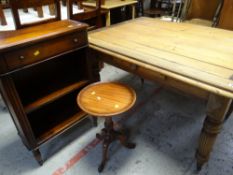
144, 0, 173, 17
182, 0, 222, 26
0, 3, 7, 25
61, 0, 66, 6
9, 0, 61, 29
1, 0, 47, 20
217, 0, 233, 30
77, 82, 136, 172
67, 0, 102, 30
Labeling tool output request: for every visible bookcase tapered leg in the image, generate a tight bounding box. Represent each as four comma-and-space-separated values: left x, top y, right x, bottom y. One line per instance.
32, 149, 43, 166
196, 94, 232, 170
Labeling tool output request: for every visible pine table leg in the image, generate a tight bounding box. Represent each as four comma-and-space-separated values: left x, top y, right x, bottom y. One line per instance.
196, 94, 232, 170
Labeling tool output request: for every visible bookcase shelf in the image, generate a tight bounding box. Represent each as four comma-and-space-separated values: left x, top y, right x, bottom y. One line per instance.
25, 80, 89, 113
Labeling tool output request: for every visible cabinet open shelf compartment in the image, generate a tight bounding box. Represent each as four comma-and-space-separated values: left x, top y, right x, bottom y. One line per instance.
24, 80, 89, 113
11, 50, 88, 114
0, 21, 99, 165
28, 89, 87, 144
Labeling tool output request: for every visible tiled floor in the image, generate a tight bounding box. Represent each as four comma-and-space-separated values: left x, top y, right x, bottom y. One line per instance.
0, 64, 233, 175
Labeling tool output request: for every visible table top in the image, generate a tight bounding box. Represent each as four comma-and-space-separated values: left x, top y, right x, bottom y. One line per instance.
89, 17, 233, 98
83, 0, 137, 9
77, 82, 136, 117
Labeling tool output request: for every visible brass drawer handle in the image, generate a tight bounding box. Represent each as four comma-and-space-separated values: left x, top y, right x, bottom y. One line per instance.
19, 55, 25, 60
73, 38, 78, 43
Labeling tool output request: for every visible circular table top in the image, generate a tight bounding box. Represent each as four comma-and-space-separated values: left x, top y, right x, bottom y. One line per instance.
77, 82, 136, 117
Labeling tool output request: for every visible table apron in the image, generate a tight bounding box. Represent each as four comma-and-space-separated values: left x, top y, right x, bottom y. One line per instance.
92, 48, 210, 100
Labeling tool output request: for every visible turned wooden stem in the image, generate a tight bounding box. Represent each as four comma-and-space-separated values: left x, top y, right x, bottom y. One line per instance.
97, 117, 135, 172
196, 94, 232, 170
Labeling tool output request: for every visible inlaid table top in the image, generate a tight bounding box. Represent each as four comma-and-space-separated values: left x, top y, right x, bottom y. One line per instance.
77, 82, 136, 117
89, 17, 233, 98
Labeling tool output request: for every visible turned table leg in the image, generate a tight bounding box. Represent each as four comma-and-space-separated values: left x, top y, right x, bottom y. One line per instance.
196, 94, 232, 170
32, 149, 43, 166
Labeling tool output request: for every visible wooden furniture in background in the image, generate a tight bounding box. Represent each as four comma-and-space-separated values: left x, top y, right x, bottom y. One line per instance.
88, 17, 233, 170
77, 82, 136, 172
33, 5, 57, 17
3, 0, 51, 19
218, 0, 233, 119
83, 0, 137, 26
61, 0, 66, 6
144, 0, 173, 17
9, 0, 61, 29
67, 0, 102, 30
182, 0, 221, 26
0, 20, 100, 165
217, 0, 233, 30
0, 3, 7, 25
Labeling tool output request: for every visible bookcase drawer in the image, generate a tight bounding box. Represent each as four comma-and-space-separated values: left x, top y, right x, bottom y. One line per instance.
4, 31, 87, 71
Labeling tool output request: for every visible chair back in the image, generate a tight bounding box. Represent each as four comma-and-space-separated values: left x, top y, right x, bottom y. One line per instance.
183, 0, 221, 21
0, 3, 7, 25
67, 0, 102, 29
9, 0, 61, 29
217, 0, 233, 30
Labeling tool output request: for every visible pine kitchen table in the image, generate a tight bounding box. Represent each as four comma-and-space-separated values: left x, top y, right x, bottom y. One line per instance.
88, 17, 233, 170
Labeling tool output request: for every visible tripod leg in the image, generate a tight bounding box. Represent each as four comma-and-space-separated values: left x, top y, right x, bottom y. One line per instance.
117, 134, 136, 149
98, 140, 110, 172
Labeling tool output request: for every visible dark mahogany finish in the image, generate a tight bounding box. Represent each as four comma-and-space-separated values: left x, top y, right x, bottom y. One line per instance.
0, 20, 100, 165
0, 3, 7, 25
67, 0, 102, 30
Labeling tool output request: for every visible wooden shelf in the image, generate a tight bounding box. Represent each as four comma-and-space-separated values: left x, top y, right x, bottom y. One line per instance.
25, 80, 89, 113
28, 89, 88, 144
37, 110, 87, 145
